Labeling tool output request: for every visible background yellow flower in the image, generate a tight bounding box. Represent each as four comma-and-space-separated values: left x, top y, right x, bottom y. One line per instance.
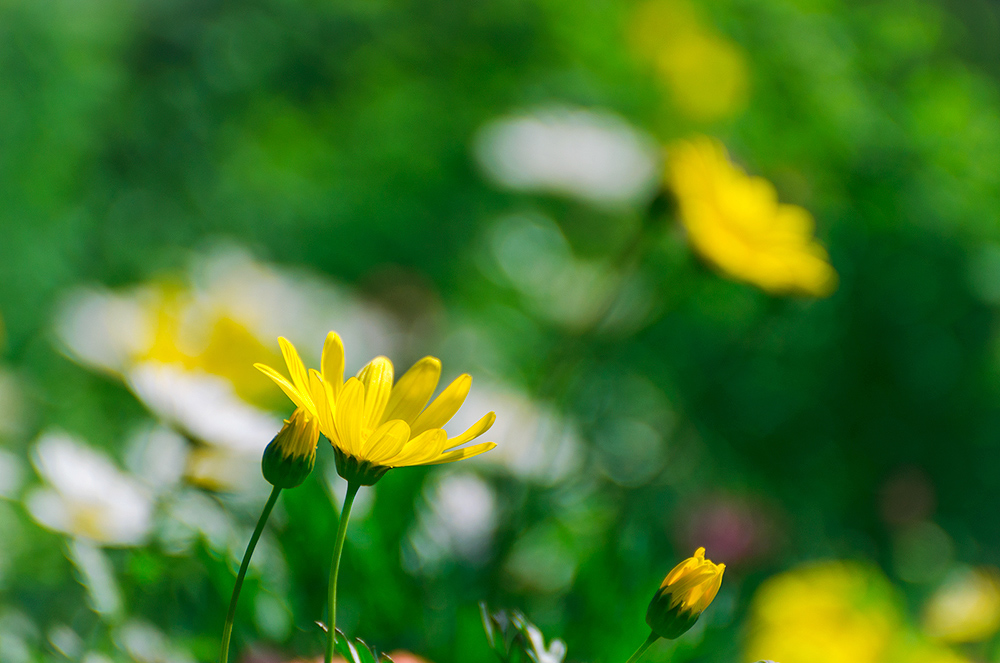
746, 562, 973, 663
667, 137, 838, 297
628, 0, 749, 122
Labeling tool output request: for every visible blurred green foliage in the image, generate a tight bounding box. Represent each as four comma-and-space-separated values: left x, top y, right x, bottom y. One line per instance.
4, 0, 1000, 661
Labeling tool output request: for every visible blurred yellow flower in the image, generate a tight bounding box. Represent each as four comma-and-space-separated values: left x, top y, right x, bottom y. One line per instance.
923, 567, 1000, 643
628, 0, 749, 122
646, 547, 725, 639
746, 561, 974, 663
667, 137, 838, 297
256, 334, 497, 485
746, 562, 899, 663
141, 290, 281, 405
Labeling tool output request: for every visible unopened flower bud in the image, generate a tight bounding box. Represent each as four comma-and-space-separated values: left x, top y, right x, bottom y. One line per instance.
261, 408, 319, 489
646, 547, 725, 640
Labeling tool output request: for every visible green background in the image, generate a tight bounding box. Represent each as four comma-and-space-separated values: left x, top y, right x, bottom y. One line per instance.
3, 0, 1000, 661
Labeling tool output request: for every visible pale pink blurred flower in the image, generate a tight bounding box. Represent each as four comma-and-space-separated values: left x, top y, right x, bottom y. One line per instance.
387, 653, 432, 663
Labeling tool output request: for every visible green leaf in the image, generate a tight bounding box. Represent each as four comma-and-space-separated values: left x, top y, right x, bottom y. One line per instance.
479, 603, 567, 663
354, 637, 379, 663
334, 629, 358, 663
333, 629, 388, 663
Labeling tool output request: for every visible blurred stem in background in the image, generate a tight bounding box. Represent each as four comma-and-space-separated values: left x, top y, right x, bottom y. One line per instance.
537, 197, 661, 407
325, 481, 360, 663
220, 485, 282, 663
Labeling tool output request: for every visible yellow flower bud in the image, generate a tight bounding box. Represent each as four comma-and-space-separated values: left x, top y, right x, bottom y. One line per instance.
261, 408, 319, 489
646, 547, 725, 639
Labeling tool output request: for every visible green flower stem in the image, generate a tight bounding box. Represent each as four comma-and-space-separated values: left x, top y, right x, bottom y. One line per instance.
325, 482, 361, 663
625, 632, 660, 663
220, 485, 282, 663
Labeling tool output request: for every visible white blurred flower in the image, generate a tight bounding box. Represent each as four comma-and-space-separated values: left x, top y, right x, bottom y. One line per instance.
48, 624, 83, 658
523, 621, 567, 663
475, 107, 660, 207
924, 566, 1000, 643
127, 363, 280, 457
0, 611, 38, 663
488, 213, 621, 329
81, 654, 114, 663
158, 488, 236, 555
54, 247, 399, 382
407, 472, 497, 569
53, 288, 155, 376
25, 431, 153, 546
124, 425, 189, 493
53, 246, 400, 490
68, 539, 122, 617
114, 620, 195, 663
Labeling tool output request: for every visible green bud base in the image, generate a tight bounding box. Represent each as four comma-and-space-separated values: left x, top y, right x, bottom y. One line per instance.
262, 439, 315, 488
333, 447, 391, 486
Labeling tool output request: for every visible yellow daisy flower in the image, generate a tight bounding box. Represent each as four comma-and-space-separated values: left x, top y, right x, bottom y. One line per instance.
667, 136, 838, 297
254, 333, 497, 485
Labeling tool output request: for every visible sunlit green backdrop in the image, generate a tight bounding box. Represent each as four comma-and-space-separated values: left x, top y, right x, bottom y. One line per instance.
3, 0, 1000, 662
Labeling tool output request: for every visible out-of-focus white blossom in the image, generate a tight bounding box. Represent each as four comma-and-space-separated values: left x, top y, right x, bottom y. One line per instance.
68, 539, 122, 617
25, 432, 153, 546
407, 471, 498, 569
114, 620, 195, 663
127, 363, 280, 457
475, 107, 660, 207
488, 214, 622, 329
124, 425, 189, 493
53, 246, 400, 490
924, 566, 1000, 643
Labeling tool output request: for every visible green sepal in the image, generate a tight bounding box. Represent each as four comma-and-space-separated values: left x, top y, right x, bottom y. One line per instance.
645, 592, 701, 640
261, 438, 314, 488
333, 447, 391, 486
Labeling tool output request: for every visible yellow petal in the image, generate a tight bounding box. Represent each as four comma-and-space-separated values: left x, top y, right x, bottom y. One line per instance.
663, 553, 703, 587
418, 441, 497, 466
357, 356, 394, 431
279, 337, 311, 399
690, 565, 725, 612
410, 374, 472, 436
382, 356, 441, 426
385, 428, 448, 467
309, 369, 337, 439
321, 331, 345, 397
333, 378, 365, 456
445, 411, 496, 451
254, 363, 310, 411
667, 568, 719, 608
361, 420, 410, 464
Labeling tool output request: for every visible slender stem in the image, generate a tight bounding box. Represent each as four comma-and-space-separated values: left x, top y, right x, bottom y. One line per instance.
325, 482, 361, 663
219, 485, 282, 663
625, 632, 660, 663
